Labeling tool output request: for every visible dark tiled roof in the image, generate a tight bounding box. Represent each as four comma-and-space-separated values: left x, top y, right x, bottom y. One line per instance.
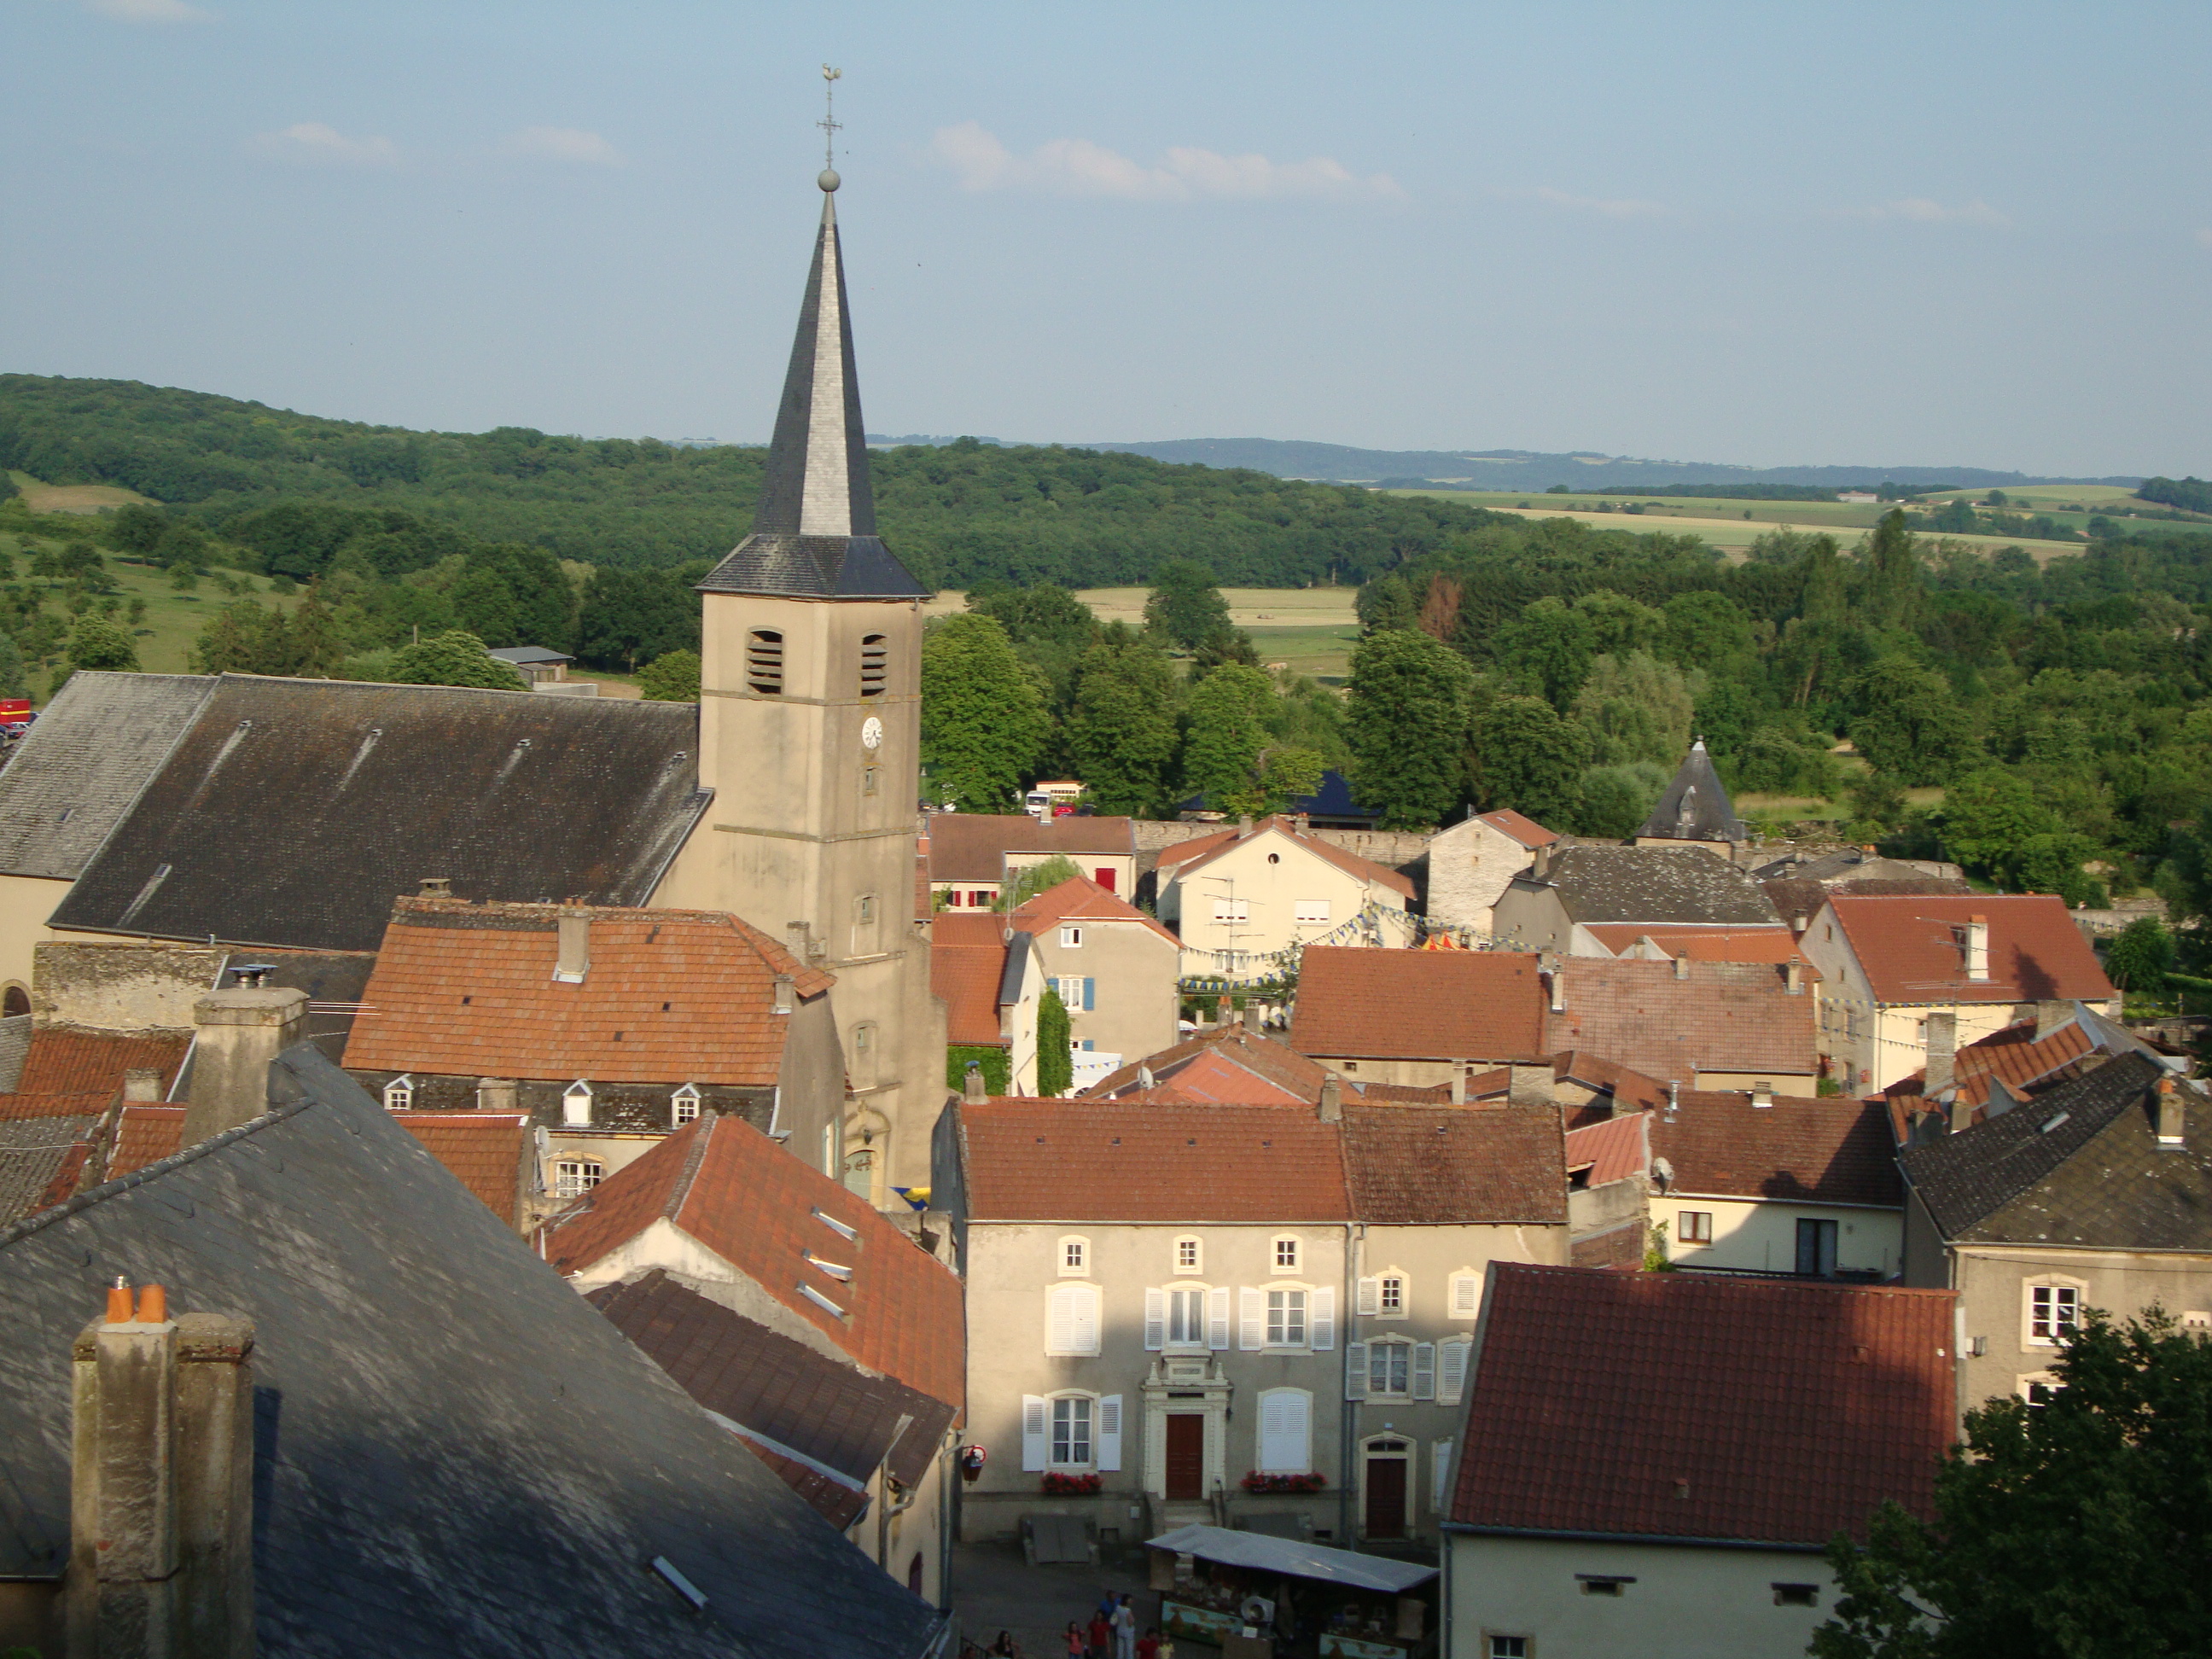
1635, 741, 1746, 842
1291, 947, 1548, 1062
1650, 1094, 1902, 1208
926, 813, 1137, 880
1449, 1266, 1954, 1546
1545, 958, 1816, 1080
0, 1114, 98, 1225
1825, 894, 2114, 1006
1341, 1104, 1567, 1225
49, 676, 710, 952
0, 672, 216, 880
1515, 846, 1778, 928
0, 1045, 945, 1657
1901, 1053, 2212, 1246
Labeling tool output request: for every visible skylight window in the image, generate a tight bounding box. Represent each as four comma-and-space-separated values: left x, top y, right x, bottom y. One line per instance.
812, 1207, 859, 1243
798, 1282, 847, 1318
806, 1254, 853, 1282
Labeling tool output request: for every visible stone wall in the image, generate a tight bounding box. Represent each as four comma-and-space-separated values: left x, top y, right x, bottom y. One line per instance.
32, 942, 222, 1033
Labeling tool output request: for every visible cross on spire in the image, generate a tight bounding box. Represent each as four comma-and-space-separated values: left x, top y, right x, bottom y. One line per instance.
818, 64, 841, 172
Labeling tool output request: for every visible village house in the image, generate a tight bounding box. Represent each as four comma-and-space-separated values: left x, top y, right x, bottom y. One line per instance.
538, 1109, 966, 1602
1544, 956, 1819, 1097
1154, 817, 1417, 987
939, 1095, 1567, 1550
1797, 894, 2116, 1091
1442, 1266, 1954, 1659
1422, 809, 1558, 938
1881, 998, 2168, 1137
1575, 921, 1817, 978
340, 896, 847, 1202
1898, 1051, 2212, 1417
1491, 844, 1780, 956
1290, 946, 1550, 1090
1082, 1018, 1341, 1107
925, 812, 1138, 909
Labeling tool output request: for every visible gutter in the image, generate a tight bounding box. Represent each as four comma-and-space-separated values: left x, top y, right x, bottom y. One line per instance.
1439, 1521, 1825, 1554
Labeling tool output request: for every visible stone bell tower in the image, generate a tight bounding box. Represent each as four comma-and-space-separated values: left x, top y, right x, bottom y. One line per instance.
668, 166, 937, 1204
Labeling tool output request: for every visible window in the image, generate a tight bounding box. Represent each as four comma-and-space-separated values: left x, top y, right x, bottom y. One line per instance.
1174, 1237, 1202, 1274
1046, 1284, 1101, 1355
1059, 1237, 1089, 1274
1060, 926, 1084, 948
1212, 899, 1249, 923
1051, 1395, 1091, 1467
381, 1075, 413, 1112
861, 765, 879, 797
1267, 1289, 1308, 1348
1377, 1274, 1406, 1316
553, 1157, 602, 1197
1578, 1577, 1633, 1597
562, 1080, 592, 1126
1437, 1336, 1473, 1406
1273, 1236, 1301, 1272
671, 1083, 701, 1126
2027, 1280, 2083, 1346
1367, 1339, 1411, 1397
859, 634, 888, 698
1257, 1388, 1313, 1474
1023, 1391, 1120, 1472
1678, 1211, 1714, 1245
1773, 1585, 1819, 1608
1166, 1286, 1207, 1348
1449, 1272, 1481, 1318
1294, 900, 1330, 924
1055, 976, 1096, 1011
856, 894, 876, 926
1796, 1218, 1839, 1278
746, 629, 783, 696
2018, 1371, 2062, 1406
1487, 1636, 1529, 1659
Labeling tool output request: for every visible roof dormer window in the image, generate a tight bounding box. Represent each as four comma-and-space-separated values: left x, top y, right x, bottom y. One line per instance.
381, 1074, 413, 1112
672, 1083, 701, 1126
562, 1080, 592, 1126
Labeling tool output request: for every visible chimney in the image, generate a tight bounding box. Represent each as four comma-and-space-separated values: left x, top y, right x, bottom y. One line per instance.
1449, 1066, 1466, 1106
553, 911, 591, 984
1237, 815, 1253, 835
1790, 911, 1808, 935
70, 1284, 254, 1656
1752, 1080, 1773, 1109
786, 920, 810, 963
1673, 953, 1689, 981
1965, 915, 1990, 982
1784, 959, 1803, 995
1242, 1003, 1261, 1035
1542, 955, 1566, 1015
1532, 843, 1551, 880
1294, 812, 1311, 835
773, 972, 795, 1016
475, 1077, 518, 1112
180, 984, 307, 1146
417, 876, 452, 898
2157, 1076, 2185, 1148
2034, 999, 2074, 1044
1509, 1063, 1552, 1108
123, 1068, 162, 1103
962, 1062, 988, 1105
1924, 1011, 1957, 1098
1948, 1095, 1974, 1136
1318, 1075, 1342, 1122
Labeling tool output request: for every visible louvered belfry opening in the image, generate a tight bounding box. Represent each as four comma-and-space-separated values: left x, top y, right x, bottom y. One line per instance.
747, 629, 784, 696
859, 634, 888, 698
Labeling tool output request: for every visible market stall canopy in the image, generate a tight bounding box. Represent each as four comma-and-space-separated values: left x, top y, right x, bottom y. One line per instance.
1146, 1525, 1438, 1593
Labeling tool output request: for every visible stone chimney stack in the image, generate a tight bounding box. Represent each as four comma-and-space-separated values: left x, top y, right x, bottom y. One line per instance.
123, 1069, 163, 1103
1965, 916, 1990, 982
1241, 1003, 1261, 1035
2157, 1076, 2186, 1148
772, 972, 795, 1016
1673, 953, 1690, 981
1532, 844, 1551, 880
1924, 1012, 1958, 1100
180, 985, 306, 1147
1508, 1063, 1552, 1107
1318, 1075, 1342, 1123
1790, 911, 1808, 935
69, 1283, 254, 1658
962, 1062, 988, 1105
1784, 959, 1804, 995
553, 912, 591, 984
1544, 962, 1566, 1016
475, 1077, 518, 1113
417, 876, 452, 898
2034, 1000, 2074, 1044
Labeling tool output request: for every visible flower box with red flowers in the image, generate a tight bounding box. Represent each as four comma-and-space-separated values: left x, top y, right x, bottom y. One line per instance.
1240, 1471, 1327, 1493
1041, 1472, 1103, 1495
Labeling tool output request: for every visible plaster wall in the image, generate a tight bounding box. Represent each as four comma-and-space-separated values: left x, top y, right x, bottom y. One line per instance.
1488, 885, 1572, 954
32, 940, 221, 1033
0, 874, 68, 1007
1655, 1195, 1901, 1278
1424, 818, 1539, 936
1025, 918, 1179, 1068
1161, 830, 1411, 983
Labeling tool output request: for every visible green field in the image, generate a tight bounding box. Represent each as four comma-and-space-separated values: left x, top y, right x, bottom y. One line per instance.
927, 585, 1365, 678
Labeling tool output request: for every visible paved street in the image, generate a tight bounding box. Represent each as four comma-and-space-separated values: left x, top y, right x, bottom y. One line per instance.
949, 1538, 1164, 1658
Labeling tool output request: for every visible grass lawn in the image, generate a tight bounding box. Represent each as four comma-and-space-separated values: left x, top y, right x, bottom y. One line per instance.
6, 470, 155, 515
4, 558, 306, 700
925, 585, 1362, 678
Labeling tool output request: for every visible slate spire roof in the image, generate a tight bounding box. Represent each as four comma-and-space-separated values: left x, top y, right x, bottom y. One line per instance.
1637, 738, 1747, 843
698, 178, 928, 601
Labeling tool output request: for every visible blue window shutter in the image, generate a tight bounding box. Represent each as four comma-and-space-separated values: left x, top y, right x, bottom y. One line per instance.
1083, 978, 1095, 1010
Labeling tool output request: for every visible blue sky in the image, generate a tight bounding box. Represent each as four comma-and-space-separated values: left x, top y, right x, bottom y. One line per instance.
5, 1, 2208, 474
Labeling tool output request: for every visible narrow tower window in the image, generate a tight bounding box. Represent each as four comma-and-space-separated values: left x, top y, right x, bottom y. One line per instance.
859, 634, 888, 697
747, 630, 784, 696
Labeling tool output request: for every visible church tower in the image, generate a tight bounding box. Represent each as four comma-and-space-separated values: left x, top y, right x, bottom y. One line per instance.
672, 165, 937, 1204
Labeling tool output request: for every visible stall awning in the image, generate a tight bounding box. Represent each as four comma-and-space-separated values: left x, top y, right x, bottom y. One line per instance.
1144, 1525, 1438, 1594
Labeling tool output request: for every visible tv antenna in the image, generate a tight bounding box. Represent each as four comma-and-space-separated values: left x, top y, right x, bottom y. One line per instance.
818, 65, 843, 181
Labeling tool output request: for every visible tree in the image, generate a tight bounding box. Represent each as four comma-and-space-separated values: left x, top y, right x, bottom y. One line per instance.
66, 612, 139, 673
921, 614, 1049, 813
1491, 596, 1596, 708
969, 583, 1097, 652
105, 503, 169, 557
1144, 560, 1234, 651
1345, 630, 1476, 830
1940, 768, 2052, 871
387, 630, 527, 690
1571, 589, 1667, 658
189, 601, 286, 676
286, 584, 346, 678
1570, 651, 1700, 769
1845, 770, 1911, 834
1813, 1311, 2212, 1659
574, 567, 697, 670
1006, 854, 1086, 911
2104, 917, 2174, 994
0, 631, 25, 699
1066, 635, 1179, 816
637, 649, 701, 701
1573, 762, 1668, 837
1849, 659, 1977, 784
1036, 986, 1074, 1097
1860, 509, 1924, 630
1181, 664, 1279, 816
1471, 696, 1587, 825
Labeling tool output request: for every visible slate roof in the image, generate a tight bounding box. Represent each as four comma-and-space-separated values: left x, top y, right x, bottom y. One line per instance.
1083, 1025, 1335, 1105
1290, 947, 1549, 1062
697, 191, 928, 601
1635, 740, 1746, 842
1763, 876, 1969, 928
541, 1112, 964, 1412
1545, 958, 1817, 1080
1158, 817, 1417, 901
926, 813, 1137, 881
1341, 1104, 1568, 1225
1900, 1053, 2212, 1247
0, 1113, 99, 1225
0, 672, 216, 880
1009, 874, 1180, 946
0, 1045, 945, 1657
343, 898, 830, 1086
1514, 846, 1779, 928
1650, 1094, 1903, 1208
49, 676, 711, 952
1448, 1265, 1954, 1546
591, 1268, 956, 1515
1823, 894, 2113, 1006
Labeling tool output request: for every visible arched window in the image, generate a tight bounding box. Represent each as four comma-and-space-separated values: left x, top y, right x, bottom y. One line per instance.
746, 629, 783, 696
671, 1083, 701, 1126
553, 1157, 602, 1197
859, 634, 888, 697
381, 1074, 414, 1112
1, 984, 29, 1018
562, 1080, 592, 1126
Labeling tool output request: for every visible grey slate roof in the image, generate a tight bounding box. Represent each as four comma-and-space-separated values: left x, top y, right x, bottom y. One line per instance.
0, 1045, 944, 1658
1901, 1052, 2212, 1247
1527, 845, 1779, 927
49, 675, 711, 952
487, 645, 573, 665
0, 1015, 30, 1092
0, 1113, 94, 1225
696, 189, 928, 602
1637, 740, 1747, 843
0, 672, 217, 880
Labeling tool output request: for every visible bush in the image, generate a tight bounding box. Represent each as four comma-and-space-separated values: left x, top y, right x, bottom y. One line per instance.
637, 648, 701, 702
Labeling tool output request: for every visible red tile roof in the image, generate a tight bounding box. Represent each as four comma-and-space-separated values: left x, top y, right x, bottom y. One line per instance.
1161, 817, 1417, 900
1450, 1266, 1955, 1545
390, 1111, 531, 1224
1563, 1114, 1649, 1186
1825, 894, 2113, 1006
344, 898, 832, 1085
1292, 947, 1549, 1062
925, 812, 1135, 881
1008, 875, 1180, 946
108, 1105, 184, 1174
1883, 1014, 2098, 1124
1341, 1104, 1567, 1224
1545, 958, 1817, 1080
1083, 1025, 1335, 1105
1132, 1047, 1307, 1105
1475, 809, 1558, 849
15, 1029, 189, 1097
930, 914, 1010, 1048
540, 1113, 964, 1410
1649, 1093, 1903, 1208
1579, 923, 1819, 977
0, 1091, 112, 1123
1550, 1051, 1668, 1114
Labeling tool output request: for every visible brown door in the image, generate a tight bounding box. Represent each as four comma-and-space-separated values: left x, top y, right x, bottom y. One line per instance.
1165, 1414, 1205, 1500
1365, 1456, 1407, 1539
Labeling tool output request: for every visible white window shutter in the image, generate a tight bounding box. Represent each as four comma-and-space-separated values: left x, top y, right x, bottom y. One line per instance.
1259, 1389, 1310, 1473
1097, 1395, 1123, 1471
1452, 1274, 1481, 1318
1074, 1285, 1101, 1356
1356, 1277, 1380, 1317
1345, 1341, 1369, 1401
1431, 1439, 1453, 1512
1144, 1288, 1166, 1351
1412, 1342, 1437, 1400
1047, 1286, 1074, 1354
1438, 1336, 1470, 1406
1239, 1287, 1265, 1351
1022, 1396, 1048, 1470
1310, 1286, 1336, 1351
1208, 1285, 1231, 1351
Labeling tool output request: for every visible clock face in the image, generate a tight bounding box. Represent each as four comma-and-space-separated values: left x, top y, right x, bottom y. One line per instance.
860, 716, 884, 751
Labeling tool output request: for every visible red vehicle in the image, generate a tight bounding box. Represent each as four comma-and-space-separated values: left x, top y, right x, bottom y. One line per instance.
0, 700, 34, 739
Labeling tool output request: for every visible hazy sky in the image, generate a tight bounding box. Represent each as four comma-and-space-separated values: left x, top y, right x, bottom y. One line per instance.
7, 1, 2208, 474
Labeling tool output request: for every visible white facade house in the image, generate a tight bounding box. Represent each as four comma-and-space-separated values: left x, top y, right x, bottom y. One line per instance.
1155, 817, 1416, 987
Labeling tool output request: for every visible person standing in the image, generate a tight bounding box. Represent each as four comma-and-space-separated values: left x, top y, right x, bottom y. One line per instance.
1064, 1622, 1086, 1659
1112, 1593, 1137, 1659
1086, 1608, 1113, 1659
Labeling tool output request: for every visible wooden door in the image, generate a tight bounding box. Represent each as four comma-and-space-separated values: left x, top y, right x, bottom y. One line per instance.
1165, 1414, 1205, 1500
1365, 1456, 1407, 1539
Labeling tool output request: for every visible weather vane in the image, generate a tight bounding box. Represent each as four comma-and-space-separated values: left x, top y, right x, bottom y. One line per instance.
818, 64, 842, 181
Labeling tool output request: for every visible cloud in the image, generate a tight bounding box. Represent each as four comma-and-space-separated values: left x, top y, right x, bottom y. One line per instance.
85, 0, 210, 21
254, 123, 399, 166
499, 126, 622, 166
1521, 185, 1668, 220
926, 121, 1401, 203
1837, 197, 2010, 227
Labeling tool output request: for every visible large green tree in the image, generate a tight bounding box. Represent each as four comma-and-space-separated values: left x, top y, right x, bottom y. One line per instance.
1144, 560, 1235, 650
65, 612, 139, 673
1182, 664, 1320, 818
1491, 595, 1597, 709
637, 649, 701, 701
1850, 659, 1978, 783
921, 614, 1050, 813
1065, 633, 1180, 816
387, 629, 528, 690
1345, 629, 1476, 830
1471, 695, 1588, 826
1036, 986, 1074, 1097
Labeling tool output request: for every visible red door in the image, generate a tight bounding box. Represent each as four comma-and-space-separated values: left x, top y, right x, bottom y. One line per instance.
1095, 866, 1116, 893
1165, 1415, 1205, 1499
1365, 1455, 1407, 1539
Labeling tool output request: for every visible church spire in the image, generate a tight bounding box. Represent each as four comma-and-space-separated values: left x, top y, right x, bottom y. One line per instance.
698, 101, 927, 601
